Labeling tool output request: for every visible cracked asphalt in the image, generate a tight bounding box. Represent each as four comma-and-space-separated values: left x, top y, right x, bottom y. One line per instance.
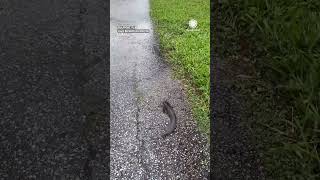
110, 0, 209, 179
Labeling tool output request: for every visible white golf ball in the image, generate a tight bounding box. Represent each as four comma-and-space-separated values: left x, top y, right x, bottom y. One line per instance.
188, 19, 197, 29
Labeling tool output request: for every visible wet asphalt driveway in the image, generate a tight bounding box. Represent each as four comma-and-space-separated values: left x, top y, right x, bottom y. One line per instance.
110, 0, 209, 179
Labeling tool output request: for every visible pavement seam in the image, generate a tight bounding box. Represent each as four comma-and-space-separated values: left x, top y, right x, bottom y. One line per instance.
132, 63, 150, 178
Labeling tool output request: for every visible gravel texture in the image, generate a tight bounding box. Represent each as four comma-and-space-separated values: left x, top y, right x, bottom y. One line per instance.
110, 0, 209, 179
0, 0, 109, 179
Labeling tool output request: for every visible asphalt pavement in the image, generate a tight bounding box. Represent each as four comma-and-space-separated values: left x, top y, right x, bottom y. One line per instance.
1, 0, 109, 179
110, 0, 209, 179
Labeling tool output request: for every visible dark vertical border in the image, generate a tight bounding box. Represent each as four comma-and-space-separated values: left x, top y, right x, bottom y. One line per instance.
0, 0, 110, 178
209, 1, 265, 178
210, 0, 220, 178
105, 0, 110, 178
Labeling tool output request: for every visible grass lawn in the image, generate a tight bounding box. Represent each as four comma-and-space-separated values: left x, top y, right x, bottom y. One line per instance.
150, 0, 210, 136
215, 0, 320, 178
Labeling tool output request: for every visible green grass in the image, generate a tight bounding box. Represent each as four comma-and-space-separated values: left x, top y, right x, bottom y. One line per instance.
150, 0, 210, 136
215, 0, 320, 178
